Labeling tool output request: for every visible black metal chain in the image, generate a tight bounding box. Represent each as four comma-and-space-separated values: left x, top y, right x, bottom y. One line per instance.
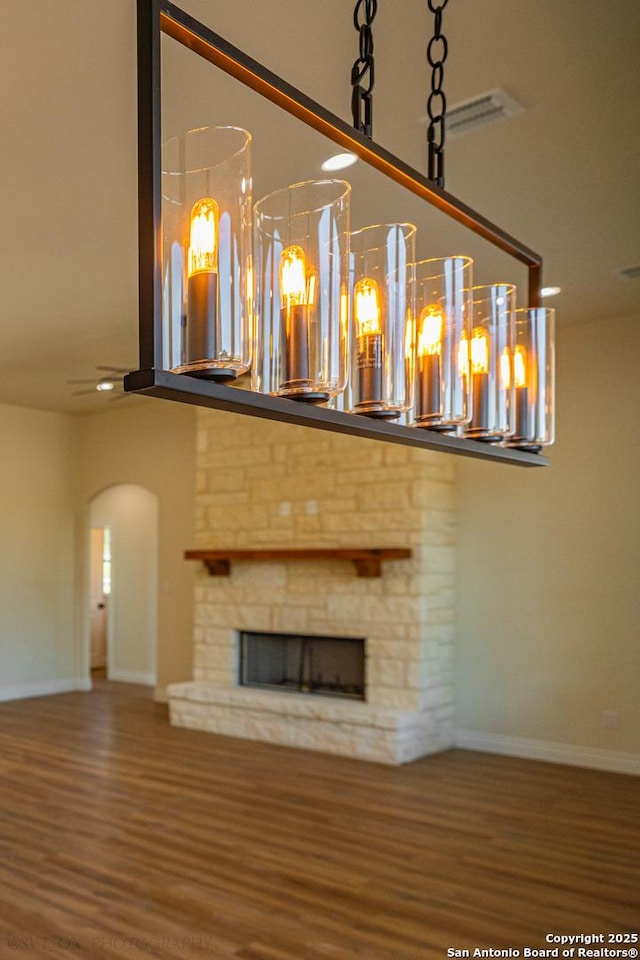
351, 0, 377, 138
426, 0, 449, 187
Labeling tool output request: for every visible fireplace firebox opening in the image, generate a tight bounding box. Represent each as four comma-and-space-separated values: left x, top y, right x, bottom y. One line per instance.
239, 630, 365, 701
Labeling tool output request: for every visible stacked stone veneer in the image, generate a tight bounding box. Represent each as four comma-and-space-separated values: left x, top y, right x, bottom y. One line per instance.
168, 409, 456, 764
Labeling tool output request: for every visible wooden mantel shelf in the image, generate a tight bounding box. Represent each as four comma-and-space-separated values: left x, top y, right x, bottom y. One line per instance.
184, 548, 412, 578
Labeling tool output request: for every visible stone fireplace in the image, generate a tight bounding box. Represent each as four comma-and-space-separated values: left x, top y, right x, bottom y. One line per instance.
168, 409, 456, 765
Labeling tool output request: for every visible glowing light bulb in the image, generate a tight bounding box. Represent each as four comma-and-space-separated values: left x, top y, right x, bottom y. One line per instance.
188, 198, 219, 277
96, 380, 114, 392
417, 305, 443, 357
415, 305, 444, 423
514, 344, 527, 388
458, 336, 470, 381
279, 245, 315, 392
468, 328, 491, 435
185, 197, 221, 368
354, 278, 381, 337
280, 245, 306, 305
280, 245, 316, 308
471, 328, 489, 374
513, 344, 531, 440
404, 314, 415, 361
354, 277, 383, 409
500, 348, 511, 389
404, 314, 415, 399
340, 291, 349, 338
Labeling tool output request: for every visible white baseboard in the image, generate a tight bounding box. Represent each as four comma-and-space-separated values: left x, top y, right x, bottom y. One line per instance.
456, 729, 640, 776
0, 677, 85, 703
108, 668, 156, 686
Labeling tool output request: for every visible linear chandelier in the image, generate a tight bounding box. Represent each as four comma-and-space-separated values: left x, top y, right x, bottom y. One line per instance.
125, 0, 555, 467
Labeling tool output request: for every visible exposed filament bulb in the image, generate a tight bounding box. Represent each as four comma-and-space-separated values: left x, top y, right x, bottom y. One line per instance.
458, 335, 470, 380
498, 347, 510, 389
417, 305, 444, 357
405, 313, 415, 361
471, 327, 489, 374
354, 278, 381, 337
514, 344, 527, 388
188, 197, 219, 276
280, 245, 315, 307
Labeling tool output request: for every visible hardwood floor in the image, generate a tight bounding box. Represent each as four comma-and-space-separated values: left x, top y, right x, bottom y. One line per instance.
0, 681, 638, 959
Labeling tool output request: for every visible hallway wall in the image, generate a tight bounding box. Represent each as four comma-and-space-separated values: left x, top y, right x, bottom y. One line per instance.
75, 398, 197, 697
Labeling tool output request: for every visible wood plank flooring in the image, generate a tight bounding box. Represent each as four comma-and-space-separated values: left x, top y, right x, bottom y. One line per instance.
0, 681, 638, 959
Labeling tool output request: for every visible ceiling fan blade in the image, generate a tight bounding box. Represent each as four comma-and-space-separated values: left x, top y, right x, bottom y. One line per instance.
72, 389, 99, 396
95, 365, 130, 374
67, 378, 98, 385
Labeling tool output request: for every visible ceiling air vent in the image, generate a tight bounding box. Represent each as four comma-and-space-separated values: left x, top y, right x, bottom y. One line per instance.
421, 88, 524, 140
619, 264, 640, 281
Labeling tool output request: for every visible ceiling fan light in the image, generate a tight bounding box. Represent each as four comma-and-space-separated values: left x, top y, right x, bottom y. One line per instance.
96, 380, 115, 392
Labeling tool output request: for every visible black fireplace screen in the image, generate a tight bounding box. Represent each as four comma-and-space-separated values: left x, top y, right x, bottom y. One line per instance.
239, 631, 365, 700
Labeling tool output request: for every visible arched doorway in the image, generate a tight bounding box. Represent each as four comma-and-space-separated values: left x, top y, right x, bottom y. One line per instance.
88, 484, 158, 687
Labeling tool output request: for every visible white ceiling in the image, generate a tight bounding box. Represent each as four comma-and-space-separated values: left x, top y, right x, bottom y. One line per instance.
1, 0, 639, 414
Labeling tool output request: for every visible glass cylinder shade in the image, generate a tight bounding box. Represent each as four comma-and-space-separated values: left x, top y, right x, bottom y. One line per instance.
349, 223, 416, 419
162, 125, 252, 381
505, 307, 555, 450
253, 179, 350, 402
410, 256, 473, 430
461, 283, 517, 441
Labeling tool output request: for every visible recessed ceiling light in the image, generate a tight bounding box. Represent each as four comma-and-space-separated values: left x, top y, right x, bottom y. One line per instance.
321, 152, 358, 172
96, 380, 115, 392
540, 286, 561, 298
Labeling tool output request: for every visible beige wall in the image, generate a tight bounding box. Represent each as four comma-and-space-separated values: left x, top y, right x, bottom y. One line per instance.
0, 404, 78, 699
75, 399, 197, 696
456, 315, 640, 763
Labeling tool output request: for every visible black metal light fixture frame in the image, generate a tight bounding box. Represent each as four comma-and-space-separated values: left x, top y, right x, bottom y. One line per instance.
125, 0, 547, 467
